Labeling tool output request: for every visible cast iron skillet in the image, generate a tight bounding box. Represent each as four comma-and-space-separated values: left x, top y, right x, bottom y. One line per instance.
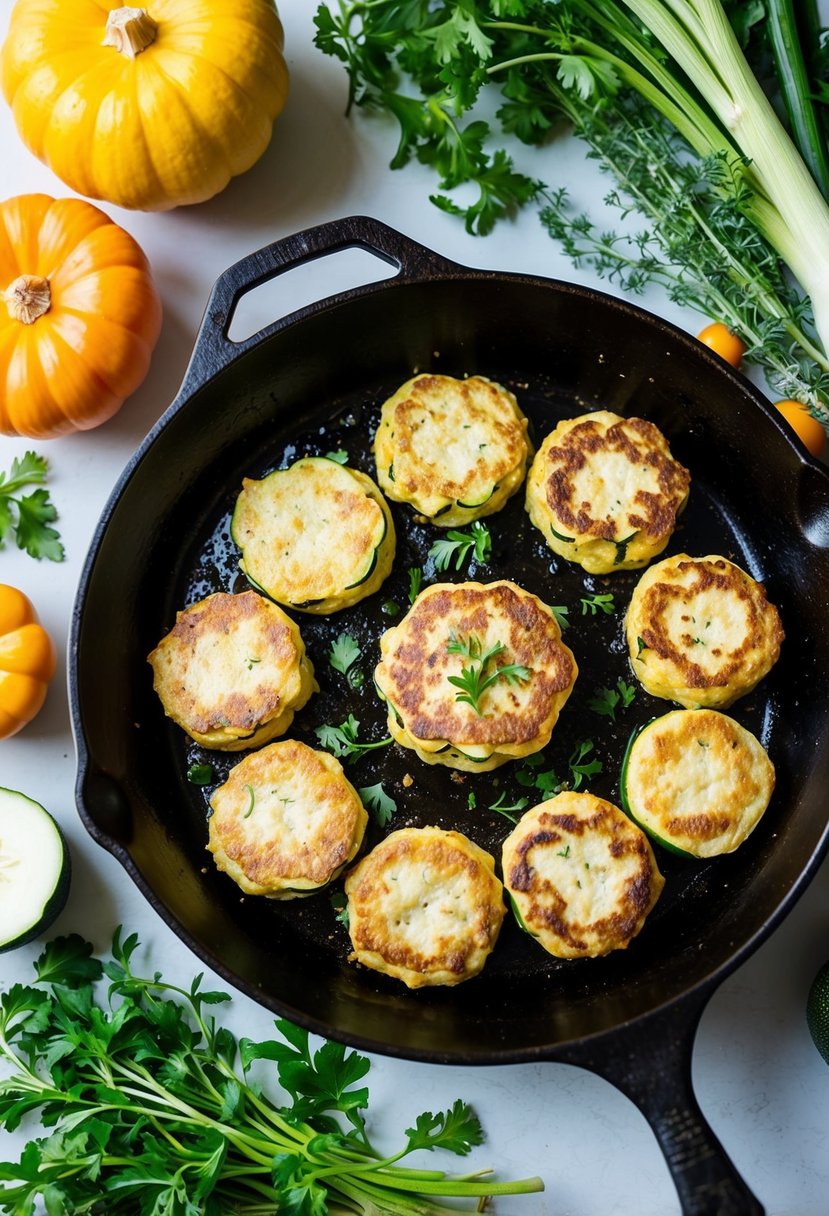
70, 216, 829, 1216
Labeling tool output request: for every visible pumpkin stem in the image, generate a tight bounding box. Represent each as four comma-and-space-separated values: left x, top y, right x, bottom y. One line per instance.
102, 6, 158, 58
4, 275, 51, 325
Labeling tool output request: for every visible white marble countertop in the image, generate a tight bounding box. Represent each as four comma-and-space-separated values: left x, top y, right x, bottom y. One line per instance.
1, 3, 828, 1213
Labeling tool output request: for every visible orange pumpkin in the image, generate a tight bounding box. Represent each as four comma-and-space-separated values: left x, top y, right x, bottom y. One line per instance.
0, 584, 57, 739
0, 193, 162, 438
1, 1, 289, 212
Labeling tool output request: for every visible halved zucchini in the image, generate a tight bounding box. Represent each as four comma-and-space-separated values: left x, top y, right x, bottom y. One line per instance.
0, 787, 70, 952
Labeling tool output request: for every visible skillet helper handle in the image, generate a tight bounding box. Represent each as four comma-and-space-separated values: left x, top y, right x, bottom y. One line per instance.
557, 990, 764, 1215
177, 216, 461, 398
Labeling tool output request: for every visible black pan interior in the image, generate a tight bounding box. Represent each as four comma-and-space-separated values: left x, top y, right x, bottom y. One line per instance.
72, 271, 829, 1062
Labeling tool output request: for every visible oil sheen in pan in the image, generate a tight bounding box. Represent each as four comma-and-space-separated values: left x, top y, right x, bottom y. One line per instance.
155, 370, 780, 993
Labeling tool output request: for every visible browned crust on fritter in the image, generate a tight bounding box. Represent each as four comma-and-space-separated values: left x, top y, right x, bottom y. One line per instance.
376, 581, 577, 747
390, 375, 528, 498
149, 591, 300, 734
543, 415, 690, 540
636, 558, 784, 690
345, 829, 504, 980
504, 799, 661, 954
209, 741, 365, 888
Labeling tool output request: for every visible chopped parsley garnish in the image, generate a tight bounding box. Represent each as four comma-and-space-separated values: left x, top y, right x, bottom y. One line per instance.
428, 521, 492, 572
446, 632, 530, 716
408, 566, 423, 604
467, 790, 477, 810
567, 740, 603, 789
588, 678, 636, 721
580, 592, 616, 616
551, 604, 570, 631
358, 782, 397, 826
314, 714, 393, 763
186, 763, 214, 786
328, 631, 364, 688
324, 449, 349, 464
488, 791, 529, 821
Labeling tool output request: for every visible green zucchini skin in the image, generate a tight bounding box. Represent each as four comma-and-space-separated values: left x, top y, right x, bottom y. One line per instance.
618, 721, 697, 859
0, 787, 71, 953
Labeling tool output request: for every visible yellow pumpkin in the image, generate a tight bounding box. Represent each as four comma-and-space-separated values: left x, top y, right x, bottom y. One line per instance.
1, 1, 289, 212
0, 194, 162, 437
0, 584, 57, 740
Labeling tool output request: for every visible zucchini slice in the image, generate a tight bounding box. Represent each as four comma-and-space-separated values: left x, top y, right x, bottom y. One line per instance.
0, 787, 70, 952
618, 718, 691, 857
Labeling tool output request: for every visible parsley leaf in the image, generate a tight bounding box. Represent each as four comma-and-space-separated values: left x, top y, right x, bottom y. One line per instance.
488, 791, 529, 821
446, 632, 530, 716
568, 739, 603, 789
588, 678, 636, 721
324, 449, 349, 464
328, 632, 364, 688
580, 593, 616, 616
358, 781, 397, 826
314, 714, 393, 763
408, 566, 423, 604
428, 521, 492, 572
0, 451, 64, 561
405, 1099, 484, 1155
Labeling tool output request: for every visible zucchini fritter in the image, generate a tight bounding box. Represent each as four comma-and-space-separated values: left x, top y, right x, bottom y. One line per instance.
344, 826, 505, 987
374, 580, 578, 771
621, 709, 775, 857
625, 553, 784, 708
148, 590, 316, 750
207, 739, 368, 898
374, 373, 532, 526
231, 457, 395, 614
502, 792, 664, 959
525, 411, 690, 573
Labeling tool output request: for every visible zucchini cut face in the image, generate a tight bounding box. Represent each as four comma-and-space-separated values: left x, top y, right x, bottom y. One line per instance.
231, 458, 396, 614
0, 787, 70, 952
620, 709, 776, 858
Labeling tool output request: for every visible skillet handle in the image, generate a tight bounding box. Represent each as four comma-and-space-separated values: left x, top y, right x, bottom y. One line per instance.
556, 988, 764, 1215
177, 216, 462, 398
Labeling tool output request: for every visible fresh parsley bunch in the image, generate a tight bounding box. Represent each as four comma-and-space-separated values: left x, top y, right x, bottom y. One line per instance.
0, 932, 543, 1214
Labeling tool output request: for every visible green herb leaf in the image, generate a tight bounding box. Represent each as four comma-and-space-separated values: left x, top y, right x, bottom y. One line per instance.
0, 452, 64, 561
488, 791, 529, 821
446, 632, 531, 716
568, 740, 603, 790
428, 521, 492, 572
408, 566, 423, 604
405, 1099, 484, 1156
314, 714, 393, 764
324, 449, 349, 464
328, 632, 364, 688
580, 593, 616, 616
588, 678, 636, 721
358, 782, 397, 826
187, 763, 215, 786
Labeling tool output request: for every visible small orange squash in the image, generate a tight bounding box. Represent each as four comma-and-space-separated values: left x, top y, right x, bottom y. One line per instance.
0, 193, 162, 438
1, 1, 289, 212
0, 584, 57, 739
